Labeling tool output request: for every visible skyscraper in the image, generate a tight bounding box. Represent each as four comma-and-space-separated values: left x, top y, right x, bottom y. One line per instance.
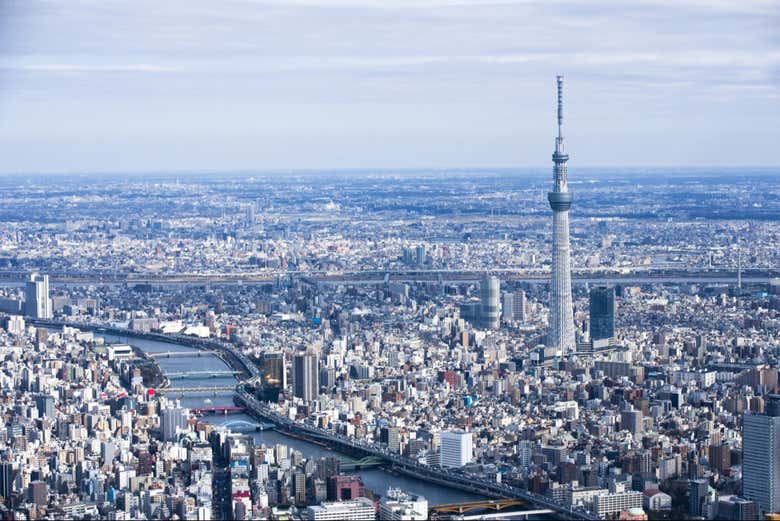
547, 75, 575, 354
500, 290, 526, 324
262, 352, 286, 389
440, 431, 473, 468
480, 274, 500, 330
515, 290, 527, 322
293, 351, 319, 402
589, 285, 616, 347
36, 394, 55, 419
742, 395, 780, 515
0, 462, 14, 504
161, 403, 189, 441
25, 273, 52, 319
501, 291, 515, 322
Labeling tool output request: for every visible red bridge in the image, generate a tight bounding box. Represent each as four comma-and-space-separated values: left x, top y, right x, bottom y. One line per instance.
191, 406, 246, 415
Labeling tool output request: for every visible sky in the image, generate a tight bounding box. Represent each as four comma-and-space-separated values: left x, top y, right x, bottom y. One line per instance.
0, 0, 778, 174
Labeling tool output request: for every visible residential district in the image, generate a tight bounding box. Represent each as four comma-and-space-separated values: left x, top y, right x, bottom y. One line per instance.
0, 170, 778, 520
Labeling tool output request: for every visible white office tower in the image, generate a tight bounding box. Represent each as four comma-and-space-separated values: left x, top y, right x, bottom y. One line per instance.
502, 290, 527, 323
3, 316, 25, 336
480, 274, 500, 330
514, 290, 527, 322
303, 498, 375, 520
25, 273, 52, 319
743, 395, 780, 515
379, 488, 428, 521
547, 76, 576, 354
161, 403, 189, 441
440, 431, 473, 467
502, 292, 515, 322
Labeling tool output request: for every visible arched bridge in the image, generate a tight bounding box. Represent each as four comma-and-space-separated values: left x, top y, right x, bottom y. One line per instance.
430, 499, 527, 515
218, 419, 275, 432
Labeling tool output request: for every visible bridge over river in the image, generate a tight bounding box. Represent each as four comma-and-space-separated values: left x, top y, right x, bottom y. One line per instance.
149, 350, 219, 358
165, 370, 241, 380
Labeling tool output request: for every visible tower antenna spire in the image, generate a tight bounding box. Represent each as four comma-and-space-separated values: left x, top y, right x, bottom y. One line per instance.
557, 75, 564, 137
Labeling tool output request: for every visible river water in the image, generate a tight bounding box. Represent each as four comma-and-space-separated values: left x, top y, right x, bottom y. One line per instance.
102, 333, 482, 506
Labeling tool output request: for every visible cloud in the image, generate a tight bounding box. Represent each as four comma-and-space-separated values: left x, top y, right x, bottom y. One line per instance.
5, 63, 177, 73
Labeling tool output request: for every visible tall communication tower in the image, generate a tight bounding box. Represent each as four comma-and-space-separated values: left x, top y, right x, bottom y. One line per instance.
547, 76, 576, 353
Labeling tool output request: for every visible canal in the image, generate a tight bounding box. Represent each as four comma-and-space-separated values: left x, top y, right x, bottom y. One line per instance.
102, 333, 483, 506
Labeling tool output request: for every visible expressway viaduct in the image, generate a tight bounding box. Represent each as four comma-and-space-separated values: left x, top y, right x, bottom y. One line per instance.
1, 267, 775, 286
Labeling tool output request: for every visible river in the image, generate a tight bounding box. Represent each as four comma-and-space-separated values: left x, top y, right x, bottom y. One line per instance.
102, 333, 483, 506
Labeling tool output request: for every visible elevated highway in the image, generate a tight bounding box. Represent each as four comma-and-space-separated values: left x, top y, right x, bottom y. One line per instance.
3, 267, 775, 286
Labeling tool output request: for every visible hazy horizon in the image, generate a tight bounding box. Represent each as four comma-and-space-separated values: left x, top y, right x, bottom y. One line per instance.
0, 165, 778, 180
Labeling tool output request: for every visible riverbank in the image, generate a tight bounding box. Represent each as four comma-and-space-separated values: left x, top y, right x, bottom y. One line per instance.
127, 343, 169, 389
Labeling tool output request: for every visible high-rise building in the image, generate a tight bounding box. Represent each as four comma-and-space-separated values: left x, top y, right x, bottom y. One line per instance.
25, 273, 52, 319
262, 352, 286, 389
3, 316, 24, 336
689, 478, 709, 517
480, 275, 500, 330
440, 431, 473, 468
621, 408, 643, 437
589, 286, 616, 347
742, 395, 780, 515
415, 245, 426, 266
380, 426, 400, 453
501, 290, 527, 324
0, 462, 14, 504
28, 480, 47, 506
502, 292, 515, 322
294, 472, 307, 505
36, 394, 55, 419
547, 76, 575, 354
514, 290, 527, 322
161, 404, 189, 441
293, 351, 319, 402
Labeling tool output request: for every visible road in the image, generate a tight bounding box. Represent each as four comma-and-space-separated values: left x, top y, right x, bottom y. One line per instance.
2, 267, 776, 286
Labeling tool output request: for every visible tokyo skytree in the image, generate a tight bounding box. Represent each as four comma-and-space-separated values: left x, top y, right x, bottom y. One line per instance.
547, 75, 576, 353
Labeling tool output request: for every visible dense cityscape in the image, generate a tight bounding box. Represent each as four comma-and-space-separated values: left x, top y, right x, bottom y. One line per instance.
0, 131, 779, 521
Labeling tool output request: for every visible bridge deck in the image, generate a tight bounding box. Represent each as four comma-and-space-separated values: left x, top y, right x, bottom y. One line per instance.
430, 499, 526, 514
157, 386, 235, 394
